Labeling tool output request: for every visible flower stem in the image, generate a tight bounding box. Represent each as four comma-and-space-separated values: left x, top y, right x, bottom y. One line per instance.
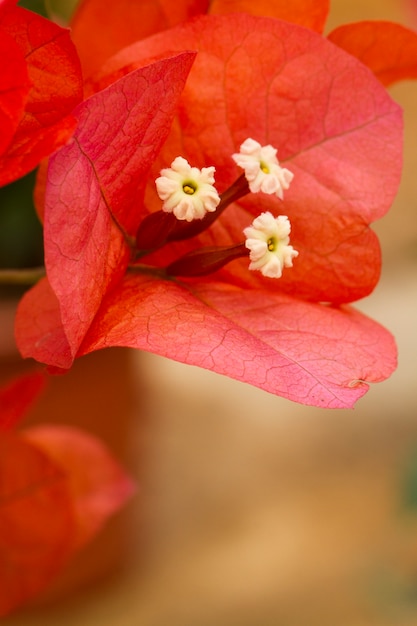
0, 266, 46, 286
135, 174, 250, 255
166, 242, 247, 277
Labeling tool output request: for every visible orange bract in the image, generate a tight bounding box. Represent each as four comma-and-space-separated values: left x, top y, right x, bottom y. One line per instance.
210, 0, 329, 32
71, 0, 209, 78
328, 21, 417, 86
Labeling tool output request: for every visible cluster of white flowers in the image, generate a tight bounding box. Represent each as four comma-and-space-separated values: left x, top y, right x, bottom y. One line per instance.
155, 139, 298, 278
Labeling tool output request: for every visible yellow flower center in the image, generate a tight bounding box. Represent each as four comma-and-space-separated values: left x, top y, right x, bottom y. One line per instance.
260, 161, 270, 174
267, 237, 276, 252
183, 182, 197, 195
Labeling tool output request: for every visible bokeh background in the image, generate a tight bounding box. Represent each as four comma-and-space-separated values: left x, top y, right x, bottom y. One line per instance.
1, 0, 417, 624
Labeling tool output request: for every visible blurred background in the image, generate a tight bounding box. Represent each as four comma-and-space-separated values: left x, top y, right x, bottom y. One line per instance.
1, 0, 417, 624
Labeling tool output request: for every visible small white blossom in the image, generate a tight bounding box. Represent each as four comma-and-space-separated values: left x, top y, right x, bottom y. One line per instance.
232, 138, 293, 199
244, 212, 298, 278
155, 156, 220, 222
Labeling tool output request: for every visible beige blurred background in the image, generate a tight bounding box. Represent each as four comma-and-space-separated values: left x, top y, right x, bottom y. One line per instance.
2, 0, 417, 624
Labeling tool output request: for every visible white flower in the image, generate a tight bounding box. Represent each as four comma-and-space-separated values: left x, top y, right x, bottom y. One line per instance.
155, 156, 220, 222
244, 212, 298, 278
232, 138, 293, 199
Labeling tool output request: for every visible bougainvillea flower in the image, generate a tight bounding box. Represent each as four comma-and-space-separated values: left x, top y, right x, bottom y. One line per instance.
0, 372, 135, 616
0, 0, 82, 187
15, 14, 402, 409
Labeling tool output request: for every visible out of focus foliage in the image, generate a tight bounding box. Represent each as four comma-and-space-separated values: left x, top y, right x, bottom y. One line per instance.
0, 171, 43, 269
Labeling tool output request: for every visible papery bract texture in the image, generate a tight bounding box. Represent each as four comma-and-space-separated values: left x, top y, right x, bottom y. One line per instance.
77, 276, 396, 409
42, 52, 195, 359
0, 1, 83, 186
16, 273, 397, 409
328, 21, 417, 86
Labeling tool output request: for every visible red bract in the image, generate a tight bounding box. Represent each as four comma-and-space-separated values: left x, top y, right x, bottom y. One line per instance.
22, 426, 136, 550
0, 0, 82, 187
15, 14, 401, 408
0, 373, 135, 616
0, 371, 46, 430
0, 431, 74, 617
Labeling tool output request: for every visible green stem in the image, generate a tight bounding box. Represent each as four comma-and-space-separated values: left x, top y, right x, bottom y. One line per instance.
127, 263, 168, 279
0, 266, 46, 286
